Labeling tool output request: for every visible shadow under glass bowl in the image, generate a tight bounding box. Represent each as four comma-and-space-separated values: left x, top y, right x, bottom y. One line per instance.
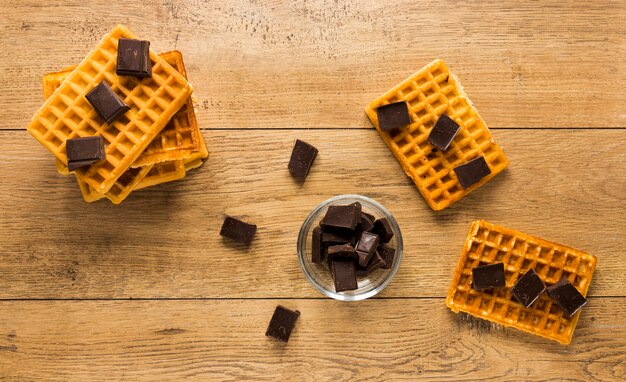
297, 194, 403, 301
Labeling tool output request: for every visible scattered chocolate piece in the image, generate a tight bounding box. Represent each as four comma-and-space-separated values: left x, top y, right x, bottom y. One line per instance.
327, 244, 357, 263
320, 204, 361, 231
66, 136, 106, 171
356, 252, 386, 277
219, 216, 257, 246
454, 156, 492, 189
372, 218, 394, 243
511, 269, 546, 308
547, 277, 587, 317
116, 38, 152, 78
311, 227, 323, 263
265, 305, 300, 343
378, 244, 396, 269
85, 81, 130, 124
355, 232, 380, 267
331, 260, 358, 292
288, 139, 318, 182
427, 113, 460, 152
472, 263, 505, 290
376, 101, 411, 131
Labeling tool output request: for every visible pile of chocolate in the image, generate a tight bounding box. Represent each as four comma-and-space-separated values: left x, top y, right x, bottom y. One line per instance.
311, 202, 396, 292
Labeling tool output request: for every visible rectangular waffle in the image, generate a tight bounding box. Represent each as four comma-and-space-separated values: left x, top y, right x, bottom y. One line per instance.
41, 50, 204, 175
76, 165, 153, 204
135, 160, 186, 190
28, 25, 193, 194
445, 220, 597, 345
365, 59, 508, 211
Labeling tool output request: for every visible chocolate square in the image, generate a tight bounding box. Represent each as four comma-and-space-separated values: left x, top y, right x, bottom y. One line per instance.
85, 81, 130, 124
427, 113, 460, 151
372, 218, 394, 243
454, 156, 492, 189
471, 263, 505, 290
326, 244, 357, 263
219, 216, 257, 246
265, 305, 300, 343
66, 136, 106, 171
311, 227, 323, 263
547, 278, 587, 317
288, 139, 318, 182
355, 232, 380, 267
116, 38, 152, 78
377, 244, 396, 269
320, 204, 361, 231
331, 260, 358, 292
376, 101, 411, 131
511, 269, 546, 308
356, 251, 386, 277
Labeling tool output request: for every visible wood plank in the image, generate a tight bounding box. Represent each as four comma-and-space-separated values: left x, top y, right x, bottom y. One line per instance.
0, 129, 624, 298
0, 299, 624, 380
1, 0, 624, 129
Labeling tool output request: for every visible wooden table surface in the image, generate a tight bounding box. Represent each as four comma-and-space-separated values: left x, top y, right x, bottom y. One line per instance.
1, 1, 625, 380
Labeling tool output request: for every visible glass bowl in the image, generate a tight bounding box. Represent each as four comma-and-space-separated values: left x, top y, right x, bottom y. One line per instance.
297, 194, 403, 301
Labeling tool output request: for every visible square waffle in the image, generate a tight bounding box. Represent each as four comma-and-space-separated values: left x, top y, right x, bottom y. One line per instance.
43, 51, 207, 175
365, 59, 508, 211
27, 24, 193, 194
445, 220, 597, 345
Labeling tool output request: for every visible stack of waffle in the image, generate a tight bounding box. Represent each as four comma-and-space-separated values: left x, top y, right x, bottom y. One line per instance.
28, 25, 207, 204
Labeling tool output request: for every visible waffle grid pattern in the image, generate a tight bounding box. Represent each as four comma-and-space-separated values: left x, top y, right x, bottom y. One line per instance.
77, 165, 153, 204
365, 59, 508, 210
135, 160, 186, 190
445, 220, 597, 344
27, 25, 192, 194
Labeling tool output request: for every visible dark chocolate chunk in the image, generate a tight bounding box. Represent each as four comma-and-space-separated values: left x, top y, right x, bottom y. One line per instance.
372, 218, 394, 243
66, 136, 106, 171
427, 113, 460, 151
320, 204, 361, 231
378, 244, 396, 269
355, 232, 380, 267
116, 38, 152, 78
219, 216, 257, 246
321, 232, 353, 247
454, 156, 492, 189
472, 263, 505, 290
362, 212, 376, 225
326, 244, 357, 263
357, 212, 375, 233
288, 139, 318, 182
547, 278, 587, 317
331, 259, 358, 292
311, 227, 323, 264
356, 251, 386, 277
265, 305, 300, 343
376, 101, 411, 131
85, 81, 130, 124
511, 269, 546, 308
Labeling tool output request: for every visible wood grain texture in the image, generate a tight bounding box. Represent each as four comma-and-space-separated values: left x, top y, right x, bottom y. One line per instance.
1, 0, 624, 129
0, 300, 624, 381
1, 129, 624, 298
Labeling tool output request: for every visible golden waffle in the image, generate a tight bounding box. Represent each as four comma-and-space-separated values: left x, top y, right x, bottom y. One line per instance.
76, 165, 153, 204
135, 160, 186, 190
445, 220, 597, 345
365, 59, 508, 211
43, 51, 207, 175
27, 24, 193, 194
